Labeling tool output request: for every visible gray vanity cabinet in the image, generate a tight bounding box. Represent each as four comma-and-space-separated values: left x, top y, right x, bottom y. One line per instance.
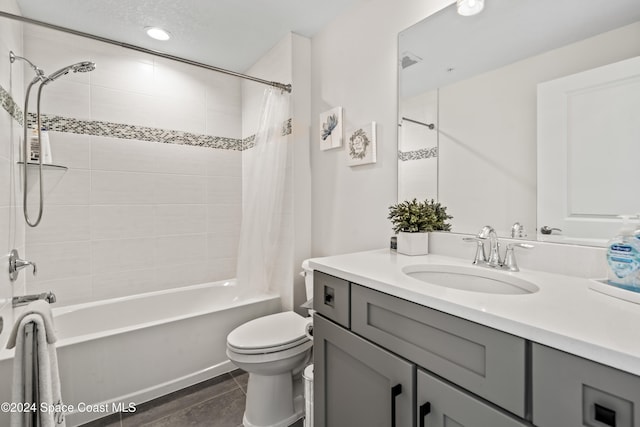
351, 284, 527, 418
417, 369, 528, 427
532, 343, 640, 427
313, 314, 415, 427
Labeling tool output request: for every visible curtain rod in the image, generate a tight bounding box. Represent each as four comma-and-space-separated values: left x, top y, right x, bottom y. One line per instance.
0, 10, 292, 93
400, 117, 435, 130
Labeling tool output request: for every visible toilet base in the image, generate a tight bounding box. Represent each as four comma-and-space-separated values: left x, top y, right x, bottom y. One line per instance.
242, 394, 304, 427
242, 372, 305, 427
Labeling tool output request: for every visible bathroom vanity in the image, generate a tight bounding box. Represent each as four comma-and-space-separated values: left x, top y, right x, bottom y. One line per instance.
310, 249, 640, 427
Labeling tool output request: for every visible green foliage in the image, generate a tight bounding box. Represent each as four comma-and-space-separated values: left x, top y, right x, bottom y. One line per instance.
387, 198, 453, 233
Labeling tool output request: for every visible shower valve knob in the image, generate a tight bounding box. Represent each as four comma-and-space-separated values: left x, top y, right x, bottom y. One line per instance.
8, 249, 37, 282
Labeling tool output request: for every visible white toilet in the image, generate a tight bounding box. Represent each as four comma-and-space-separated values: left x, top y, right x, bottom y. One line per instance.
226, 261, 314, 427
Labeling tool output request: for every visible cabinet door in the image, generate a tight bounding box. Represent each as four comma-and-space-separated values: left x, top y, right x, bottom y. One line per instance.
532, 343, 640, 427
314, 314, 414, 427
417, 369, 528, 427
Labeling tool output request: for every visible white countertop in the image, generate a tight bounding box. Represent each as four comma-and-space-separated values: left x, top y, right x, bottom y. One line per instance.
309, 249, 640, 377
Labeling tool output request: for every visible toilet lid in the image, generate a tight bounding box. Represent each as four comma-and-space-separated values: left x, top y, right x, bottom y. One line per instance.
227, 311, 310, 353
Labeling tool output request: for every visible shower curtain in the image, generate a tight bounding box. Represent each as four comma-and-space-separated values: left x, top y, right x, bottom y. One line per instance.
236, 87, 291, 295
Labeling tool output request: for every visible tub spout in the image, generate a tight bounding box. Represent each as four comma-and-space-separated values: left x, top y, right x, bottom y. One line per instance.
12, 291, 56, 308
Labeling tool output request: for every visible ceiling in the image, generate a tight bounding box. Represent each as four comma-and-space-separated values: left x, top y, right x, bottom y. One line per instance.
10, 0, 368, 73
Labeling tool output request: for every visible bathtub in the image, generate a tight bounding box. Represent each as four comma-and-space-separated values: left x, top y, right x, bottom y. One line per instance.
0, 280, 280, 426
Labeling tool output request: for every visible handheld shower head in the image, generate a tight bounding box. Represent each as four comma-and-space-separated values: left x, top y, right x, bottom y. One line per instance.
43, 60, 96, 84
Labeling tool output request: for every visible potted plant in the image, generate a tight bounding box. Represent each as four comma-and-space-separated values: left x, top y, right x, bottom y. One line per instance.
388, 198, 453, 255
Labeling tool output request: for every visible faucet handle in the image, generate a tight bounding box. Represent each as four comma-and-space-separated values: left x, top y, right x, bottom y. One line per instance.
477, 225, 494, 239
504, 243, 534, 272
511, 222, 527, 238
8, 249, 37, 282
463, 237, 487, 265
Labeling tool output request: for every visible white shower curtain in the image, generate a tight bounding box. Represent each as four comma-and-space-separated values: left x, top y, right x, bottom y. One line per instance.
236, 87, 291, 295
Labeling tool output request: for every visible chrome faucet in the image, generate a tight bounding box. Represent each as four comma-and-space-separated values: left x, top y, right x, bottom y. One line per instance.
464, 226, 533, 272
8, 249, 37, 282
12, 291, 56, 308
479, 225, 502, 268
511, 222, 527, 238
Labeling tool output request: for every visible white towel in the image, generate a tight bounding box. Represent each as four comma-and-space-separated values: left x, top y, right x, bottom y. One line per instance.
10, 313, 65, 427
7, 300, 58, 349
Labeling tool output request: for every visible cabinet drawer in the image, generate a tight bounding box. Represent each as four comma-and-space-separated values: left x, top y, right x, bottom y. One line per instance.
417, 369, 528, 427
532, 343, 640, 427
314, 271, 350, 328
351, 284, 526, 417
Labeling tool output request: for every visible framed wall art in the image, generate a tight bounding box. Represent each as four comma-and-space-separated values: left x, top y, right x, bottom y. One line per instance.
319, 106, 343, 150
346, 121, 377, 166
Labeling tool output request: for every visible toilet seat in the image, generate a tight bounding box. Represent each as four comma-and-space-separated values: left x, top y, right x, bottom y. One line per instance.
227, 311, 310, 355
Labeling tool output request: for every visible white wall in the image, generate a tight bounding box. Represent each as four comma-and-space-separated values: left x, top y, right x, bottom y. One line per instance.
7, 23, 246, 306
310, 0, 452, 257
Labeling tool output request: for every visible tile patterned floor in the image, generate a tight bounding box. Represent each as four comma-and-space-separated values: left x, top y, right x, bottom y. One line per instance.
80, 370, 305, 427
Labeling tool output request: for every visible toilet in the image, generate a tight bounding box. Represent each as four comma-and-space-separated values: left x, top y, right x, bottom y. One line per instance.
226, 261, 314, 427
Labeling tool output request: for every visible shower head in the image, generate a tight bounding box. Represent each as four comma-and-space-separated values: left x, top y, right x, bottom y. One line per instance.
43, 60, 96, 84
9, 50, 45, 80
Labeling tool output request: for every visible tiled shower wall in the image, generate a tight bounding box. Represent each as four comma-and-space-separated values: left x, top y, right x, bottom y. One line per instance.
0, 4, 23, 342
4, 22, 247, 306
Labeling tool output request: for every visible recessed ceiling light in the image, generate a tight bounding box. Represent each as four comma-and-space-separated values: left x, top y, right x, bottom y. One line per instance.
145, 27, 171, 41
457, 0, 485, 16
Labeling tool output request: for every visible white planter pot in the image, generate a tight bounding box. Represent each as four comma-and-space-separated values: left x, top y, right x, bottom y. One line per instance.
397, 232, 429, 256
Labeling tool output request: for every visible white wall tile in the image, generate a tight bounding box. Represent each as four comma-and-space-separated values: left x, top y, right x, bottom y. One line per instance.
153, 174, 206, 204
205, 108, 242, 139
206, 175, 242, 204
25, 205, 90, 244
48, 132, 91, 169
91, 237, 155, 274
91, 268, 157, 300
154, 204, 207, 236
155, 234, 207, 266
153, 57, 208, 102
91, 51, 155, 95
153, 95, 206, 134
91, 205, 155, 240
204, 148, 242, 177
207, 203, 242, 234
205, 258, 237, 282
41, 169, 90, 205
39, 80, 92, 120
0, 157, 10, 208
154, 262, 209, 290
90, 85, 156, 127
207, 232, 240, 260
91, 170, 155, 205
91, 137, 161, 173
153, 143, 208, 176
12, 24, 246, 305
26, 241, 92, 282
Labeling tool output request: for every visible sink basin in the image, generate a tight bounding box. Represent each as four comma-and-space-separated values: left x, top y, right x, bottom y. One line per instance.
403, 264, 539, 295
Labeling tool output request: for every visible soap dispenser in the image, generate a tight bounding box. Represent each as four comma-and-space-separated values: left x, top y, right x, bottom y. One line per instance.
606, 215, 640, 289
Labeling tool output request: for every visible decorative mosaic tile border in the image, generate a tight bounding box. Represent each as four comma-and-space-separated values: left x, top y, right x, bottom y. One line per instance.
0, 83, 23, 125
398, 146, 438, 161
1, 83, 292, 151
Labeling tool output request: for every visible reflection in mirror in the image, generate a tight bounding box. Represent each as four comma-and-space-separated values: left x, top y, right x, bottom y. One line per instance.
398, 0, 640, 245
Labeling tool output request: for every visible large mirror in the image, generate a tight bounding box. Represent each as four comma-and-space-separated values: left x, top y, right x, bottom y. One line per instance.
398, 0, 640, 245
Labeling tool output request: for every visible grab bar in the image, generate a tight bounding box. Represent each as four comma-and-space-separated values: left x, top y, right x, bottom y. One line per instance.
12, 292, 56, 308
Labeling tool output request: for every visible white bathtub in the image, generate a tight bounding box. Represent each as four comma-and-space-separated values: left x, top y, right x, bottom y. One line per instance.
0, 280, 280, 426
